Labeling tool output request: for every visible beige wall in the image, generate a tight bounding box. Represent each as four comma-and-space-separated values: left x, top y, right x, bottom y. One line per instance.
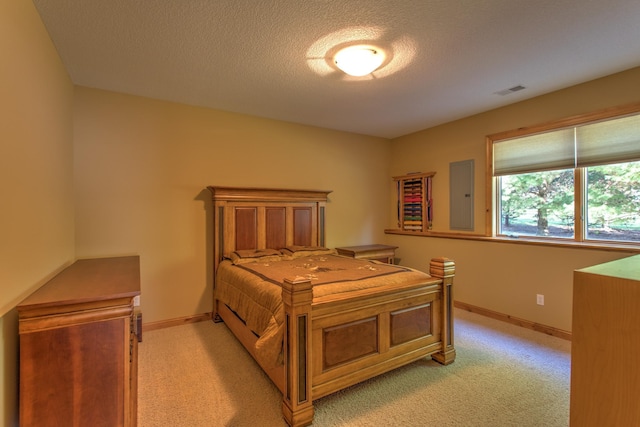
73, 87, 391, 324
388, 67, 640, 332
3, 1, 640, 424
0, 0, 75, 425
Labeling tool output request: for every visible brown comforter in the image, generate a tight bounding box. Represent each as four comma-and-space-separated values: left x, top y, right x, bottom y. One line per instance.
215, 254, 435, 367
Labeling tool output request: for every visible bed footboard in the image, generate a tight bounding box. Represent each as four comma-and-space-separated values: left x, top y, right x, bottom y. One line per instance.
281, 257, 455, 427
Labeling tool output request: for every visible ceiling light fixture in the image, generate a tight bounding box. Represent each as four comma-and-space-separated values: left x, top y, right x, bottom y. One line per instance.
334, 46, 385, 77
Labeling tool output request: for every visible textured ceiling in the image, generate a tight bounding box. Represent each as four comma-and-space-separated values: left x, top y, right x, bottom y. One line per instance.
33, 0, 640, 138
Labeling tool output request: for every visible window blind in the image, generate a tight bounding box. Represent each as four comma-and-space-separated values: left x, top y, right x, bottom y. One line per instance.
493, 128, 575, 176
576, 114, 640, 167
493, 112, 640, 176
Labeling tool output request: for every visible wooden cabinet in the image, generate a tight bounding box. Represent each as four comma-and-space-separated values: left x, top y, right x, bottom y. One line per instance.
336, 244, 398, 264
393, 172, 435, 232
570, 254, 640, 426
17, 256, 141, 427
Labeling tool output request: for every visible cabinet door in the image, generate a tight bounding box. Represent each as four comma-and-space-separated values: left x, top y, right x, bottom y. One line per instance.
20, 318, 126, 427
450, 159, 474, 231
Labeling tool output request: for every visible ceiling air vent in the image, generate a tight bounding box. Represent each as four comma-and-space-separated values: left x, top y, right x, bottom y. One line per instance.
494, 85, 526, 96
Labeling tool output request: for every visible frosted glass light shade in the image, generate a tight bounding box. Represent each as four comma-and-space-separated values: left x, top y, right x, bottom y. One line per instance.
334, 46, 384, 76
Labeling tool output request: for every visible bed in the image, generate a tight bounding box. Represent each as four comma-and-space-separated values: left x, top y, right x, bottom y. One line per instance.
208, 186, 455, 427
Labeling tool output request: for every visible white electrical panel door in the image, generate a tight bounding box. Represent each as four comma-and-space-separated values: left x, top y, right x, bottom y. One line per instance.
450, 159, 474, 231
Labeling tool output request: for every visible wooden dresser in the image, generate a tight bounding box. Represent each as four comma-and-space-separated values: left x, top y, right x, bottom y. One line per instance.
570, 254, 640, 426
17, 256, 141, 427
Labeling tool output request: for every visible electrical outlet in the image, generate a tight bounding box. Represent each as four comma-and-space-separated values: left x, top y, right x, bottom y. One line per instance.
133, 295, 141, 307
536, 294, 544, 306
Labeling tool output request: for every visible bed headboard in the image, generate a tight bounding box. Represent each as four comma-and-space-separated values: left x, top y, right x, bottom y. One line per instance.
208, 186, 332, 271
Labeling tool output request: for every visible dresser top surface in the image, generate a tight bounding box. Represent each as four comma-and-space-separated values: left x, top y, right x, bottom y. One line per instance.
18, 256, 140, 311
576, 254, 640, 282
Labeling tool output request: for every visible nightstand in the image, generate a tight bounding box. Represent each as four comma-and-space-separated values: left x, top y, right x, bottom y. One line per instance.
335, 244, 398, 264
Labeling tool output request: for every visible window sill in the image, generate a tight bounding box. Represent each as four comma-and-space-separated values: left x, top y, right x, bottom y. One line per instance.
384, 228, 640, 253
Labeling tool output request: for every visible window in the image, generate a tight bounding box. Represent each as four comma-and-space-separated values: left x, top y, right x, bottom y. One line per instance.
489, 106, 640, 245
586, 161, 640, 241
498, 169, 575, 239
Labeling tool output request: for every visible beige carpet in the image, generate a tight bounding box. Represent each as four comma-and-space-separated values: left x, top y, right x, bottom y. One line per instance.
138, 308, 571, 426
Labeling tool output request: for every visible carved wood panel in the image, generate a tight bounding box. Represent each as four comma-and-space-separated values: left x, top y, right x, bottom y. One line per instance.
293, 207, 312, 246
266, 207, 286, 249
323, 317, 378, 369
234, 207, 257, 250
390, 304, 432, 346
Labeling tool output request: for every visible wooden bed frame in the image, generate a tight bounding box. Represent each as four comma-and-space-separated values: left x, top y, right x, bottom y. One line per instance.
208, 186, 455, 427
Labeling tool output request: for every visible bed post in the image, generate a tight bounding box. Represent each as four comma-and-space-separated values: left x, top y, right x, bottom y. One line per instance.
210, 190, 225, 323
429, 257, 456, 365
281, 277, 314, 427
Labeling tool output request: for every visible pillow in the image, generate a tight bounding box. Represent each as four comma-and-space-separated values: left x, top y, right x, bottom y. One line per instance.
280, 246, 336, 259
228, 249, 283, 265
